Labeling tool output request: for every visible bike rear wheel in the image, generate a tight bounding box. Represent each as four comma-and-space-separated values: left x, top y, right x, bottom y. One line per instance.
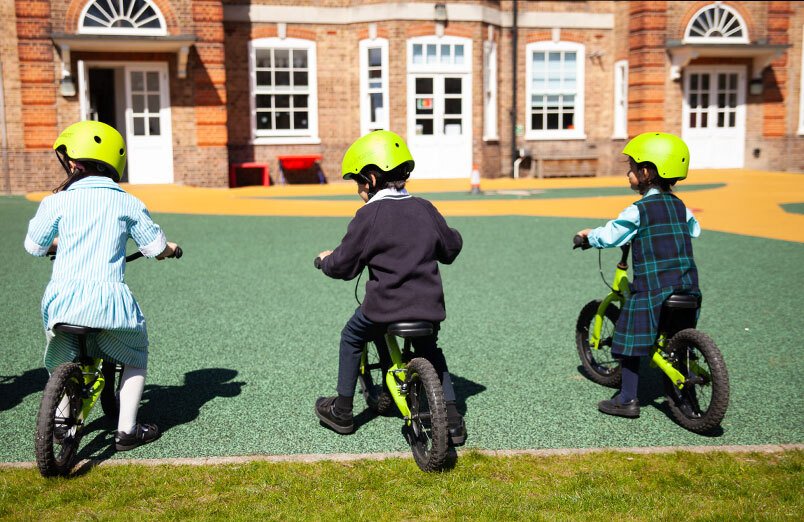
35, 363, 84, 477
404, 358, 449, 472
663, 329, 729, 434
100, 362, 123, 419
576, 300, 622, 387
357, 342, 394, 415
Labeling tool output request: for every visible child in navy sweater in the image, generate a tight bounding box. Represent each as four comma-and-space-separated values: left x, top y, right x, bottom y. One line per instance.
315, 130, 466, 445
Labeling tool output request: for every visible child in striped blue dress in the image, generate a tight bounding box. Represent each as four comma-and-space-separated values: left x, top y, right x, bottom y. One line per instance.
25, 121, 178, 451
577, 132, 700, 419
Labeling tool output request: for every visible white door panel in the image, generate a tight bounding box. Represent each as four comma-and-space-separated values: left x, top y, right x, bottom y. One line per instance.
124, 64, 173, 184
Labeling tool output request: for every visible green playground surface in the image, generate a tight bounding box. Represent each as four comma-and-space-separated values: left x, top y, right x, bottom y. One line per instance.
0, 194, 802, 465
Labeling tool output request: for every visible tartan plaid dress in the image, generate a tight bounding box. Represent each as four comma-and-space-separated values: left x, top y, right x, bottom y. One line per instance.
612, 193, 700, 357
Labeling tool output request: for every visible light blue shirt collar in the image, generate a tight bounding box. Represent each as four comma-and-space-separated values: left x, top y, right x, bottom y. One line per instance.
66, 176, 124, 192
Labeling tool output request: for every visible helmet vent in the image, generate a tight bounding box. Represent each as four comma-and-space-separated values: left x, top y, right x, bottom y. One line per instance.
395, 142, 399, 147
94, 136, 102, 144
681, 157, 686, 162
119, 148, 125, 155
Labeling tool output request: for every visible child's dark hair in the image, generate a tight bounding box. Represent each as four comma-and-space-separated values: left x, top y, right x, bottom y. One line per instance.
53, 157, 116, 193
361, 163, 410, 191
630, 158, 677, 193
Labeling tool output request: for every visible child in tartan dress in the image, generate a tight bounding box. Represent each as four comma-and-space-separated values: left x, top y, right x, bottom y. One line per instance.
577, 132, 701, 418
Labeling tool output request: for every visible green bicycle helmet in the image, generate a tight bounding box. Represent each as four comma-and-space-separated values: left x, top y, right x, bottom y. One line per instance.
53, 120, 127, 181
341, 130, 415, 180
622, 132, 690, 180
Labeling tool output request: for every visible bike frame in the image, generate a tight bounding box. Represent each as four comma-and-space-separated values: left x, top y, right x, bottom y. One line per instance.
360, 334, 413, 420
588, 245, 688, 390
78, 358, 106, 423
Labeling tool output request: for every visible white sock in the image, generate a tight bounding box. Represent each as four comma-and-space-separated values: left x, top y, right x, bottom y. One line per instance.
117, 365, 146, 434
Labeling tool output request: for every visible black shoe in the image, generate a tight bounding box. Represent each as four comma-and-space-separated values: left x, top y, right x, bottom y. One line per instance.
448, 415, 467, 446
115, 423, 161, 451
315, 396, 354, 435
598, 396, 640, 418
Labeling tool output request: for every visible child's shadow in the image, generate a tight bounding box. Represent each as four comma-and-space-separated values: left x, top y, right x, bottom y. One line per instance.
353, 373, 486, 430
0, 368, 48, 412
75, 368, 245, 468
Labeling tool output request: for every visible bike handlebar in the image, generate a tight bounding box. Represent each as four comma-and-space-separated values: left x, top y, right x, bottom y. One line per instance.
572, 234, 592, 250
125, 245, 183, 262
314, 256, 323, 269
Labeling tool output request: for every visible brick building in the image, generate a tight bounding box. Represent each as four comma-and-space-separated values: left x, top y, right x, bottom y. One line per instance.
1, 1, 802, 193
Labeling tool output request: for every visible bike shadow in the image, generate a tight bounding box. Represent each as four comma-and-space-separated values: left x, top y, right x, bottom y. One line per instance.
73, 367, 246, 470
0, 368, 48, 412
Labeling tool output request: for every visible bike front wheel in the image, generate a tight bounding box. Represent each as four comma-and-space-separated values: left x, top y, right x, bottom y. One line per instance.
404, 358, 449, 472
663, 329, 729, 434
35, 363, 84, 477
576, 300, 622, 387
100, 362, 123, 420
357, 342, 394, 415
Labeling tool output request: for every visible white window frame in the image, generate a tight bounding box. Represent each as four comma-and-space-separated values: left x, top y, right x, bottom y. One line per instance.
78, 0, 167, 36
359, 38, 389, 136
799, 26, 804, 135
483, 39, 499, 141
683, 2, 749, 44
613, 60, 628, 139
525, 40, 586, 141
248, 37, 320, 145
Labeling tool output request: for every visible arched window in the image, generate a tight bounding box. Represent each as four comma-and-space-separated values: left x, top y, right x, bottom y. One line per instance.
684, 2, 749, 44
79, 0, 167, 36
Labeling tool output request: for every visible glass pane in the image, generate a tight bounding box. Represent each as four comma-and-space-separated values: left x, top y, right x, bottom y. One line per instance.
293, 95, 308, 108
718, 74, 726, 90
729, 74, 737, 90
441, 44, 451, 64
564, 52, 576, 70
702, 93, 709, 106
702, 75, 710, 89
445, 98, 462, 115
701, 113, 708, 127
562, 112, 574, 129
131, 72, 144, 91
454, 45, 464, 64
718, 93, 726, 108
275, 71, 290, 86
256, 71, 272, 87
415, 77, 433, 94
292, 50, 307, 68
370, 92, 383, 121
275, 111, 290, 129
728, 112, 735, 127
444, 119, 462, 135
416, 119, 433, 135
415, 98, 433, 114
132, 94, 145, 113
256, 112, 272, 130
717, 112, 725, 127
368, 47, 381, 67
256, 49, 271, 68
146, 72, 159, 91
368, 69, 382, 79
275, 49, 289, 68
532, 113, 543, 130
690, 112, 697, 128
532, 52, 545, 69
690, 93, 698, 107
133, 116, 145, 135
413, 44, 423, 64
691, 75, 698, 90
147, 95, 160, 112
445, 77, 461, 94
275, 95, 290, 108
564, 94, 575, 107
546, 95, 559, 109
293, 111, 308, 129
547, 113, 559, 129
728, 93, 736, 107
426, 44, 437, 64
148, 117, 160, 135
293, 71, 308, 87
256, 95, 272, 109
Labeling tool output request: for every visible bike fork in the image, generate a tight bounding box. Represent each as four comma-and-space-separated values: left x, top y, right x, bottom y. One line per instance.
651, 336, 686, 390
383, 335, 412, 420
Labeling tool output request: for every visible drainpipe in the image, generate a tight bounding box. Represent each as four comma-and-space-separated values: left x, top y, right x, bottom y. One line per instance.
510, 0, 518, 177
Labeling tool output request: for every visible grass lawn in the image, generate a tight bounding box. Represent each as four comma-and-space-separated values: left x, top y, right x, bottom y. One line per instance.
1, 450, 801, 520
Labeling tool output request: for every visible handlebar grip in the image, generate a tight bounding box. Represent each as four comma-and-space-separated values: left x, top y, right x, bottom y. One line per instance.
572, 235, 591, 250
173, 246, 183, 259
314, 257, 322, 269
125, 251, 144, 262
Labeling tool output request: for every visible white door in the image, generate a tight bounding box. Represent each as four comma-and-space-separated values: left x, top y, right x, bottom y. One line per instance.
682, 66, 746, 169
407, 74, 471, 179
124, 64, 174, 184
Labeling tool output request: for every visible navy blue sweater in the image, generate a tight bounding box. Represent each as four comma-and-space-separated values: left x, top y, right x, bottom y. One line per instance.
321, 192, 462, 323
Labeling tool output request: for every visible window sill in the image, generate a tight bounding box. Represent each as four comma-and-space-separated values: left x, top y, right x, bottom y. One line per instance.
525, 131, 587, 141
251, 136, 322, 145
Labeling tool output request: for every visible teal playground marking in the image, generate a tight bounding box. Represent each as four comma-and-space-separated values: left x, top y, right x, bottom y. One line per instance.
781, 202, 804, 215
244, 183, 727, 201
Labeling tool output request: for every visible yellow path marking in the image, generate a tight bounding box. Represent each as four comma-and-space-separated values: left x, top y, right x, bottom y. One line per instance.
26, 170, 804, 243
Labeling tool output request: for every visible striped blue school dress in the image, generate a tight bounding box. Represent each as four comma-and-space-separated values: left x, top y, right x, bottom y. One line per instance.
24, 176, 167, 372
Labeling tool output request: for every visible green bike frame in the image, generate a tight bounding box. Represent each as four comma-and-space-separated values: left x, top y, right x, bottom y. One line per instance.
589, 247, 688, 390
78, 358, 106, 423
359, 334, 413, 420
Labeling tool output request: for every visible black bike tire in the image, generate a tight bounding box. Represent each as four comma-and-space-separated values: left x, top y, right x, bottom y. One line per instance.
663, 329, 730, 434
35, 363, 83, 478
356, 343, 394, 416
576, 299, 622, 387
100, 362, 122, 419
405, 357, 449, 472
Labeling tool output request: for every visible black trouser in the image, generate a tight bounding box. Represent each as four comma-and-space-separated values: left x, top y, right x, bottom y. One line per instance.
336, 307, 456, 403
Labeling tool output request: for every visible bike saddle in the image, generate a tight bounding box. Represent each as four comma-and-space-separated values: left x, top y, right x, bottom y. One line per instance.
387, 321, 434, 338
662, 294, 701, 310
53, 323, 102, 335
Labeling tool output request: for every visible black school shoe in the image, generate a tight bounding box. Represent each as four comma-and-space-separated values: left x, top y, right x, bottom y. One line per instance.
115, 423, 161, 451
448, 415, 467, 446
598, 396, 640, 418
315, 396, 354, 434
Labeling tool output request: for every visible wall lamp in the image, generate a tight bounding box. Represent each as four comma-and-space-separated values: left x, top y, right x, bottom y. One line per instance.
434, 3, 447, 23
59, 76, 76, 97
749, 78, 763, 96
